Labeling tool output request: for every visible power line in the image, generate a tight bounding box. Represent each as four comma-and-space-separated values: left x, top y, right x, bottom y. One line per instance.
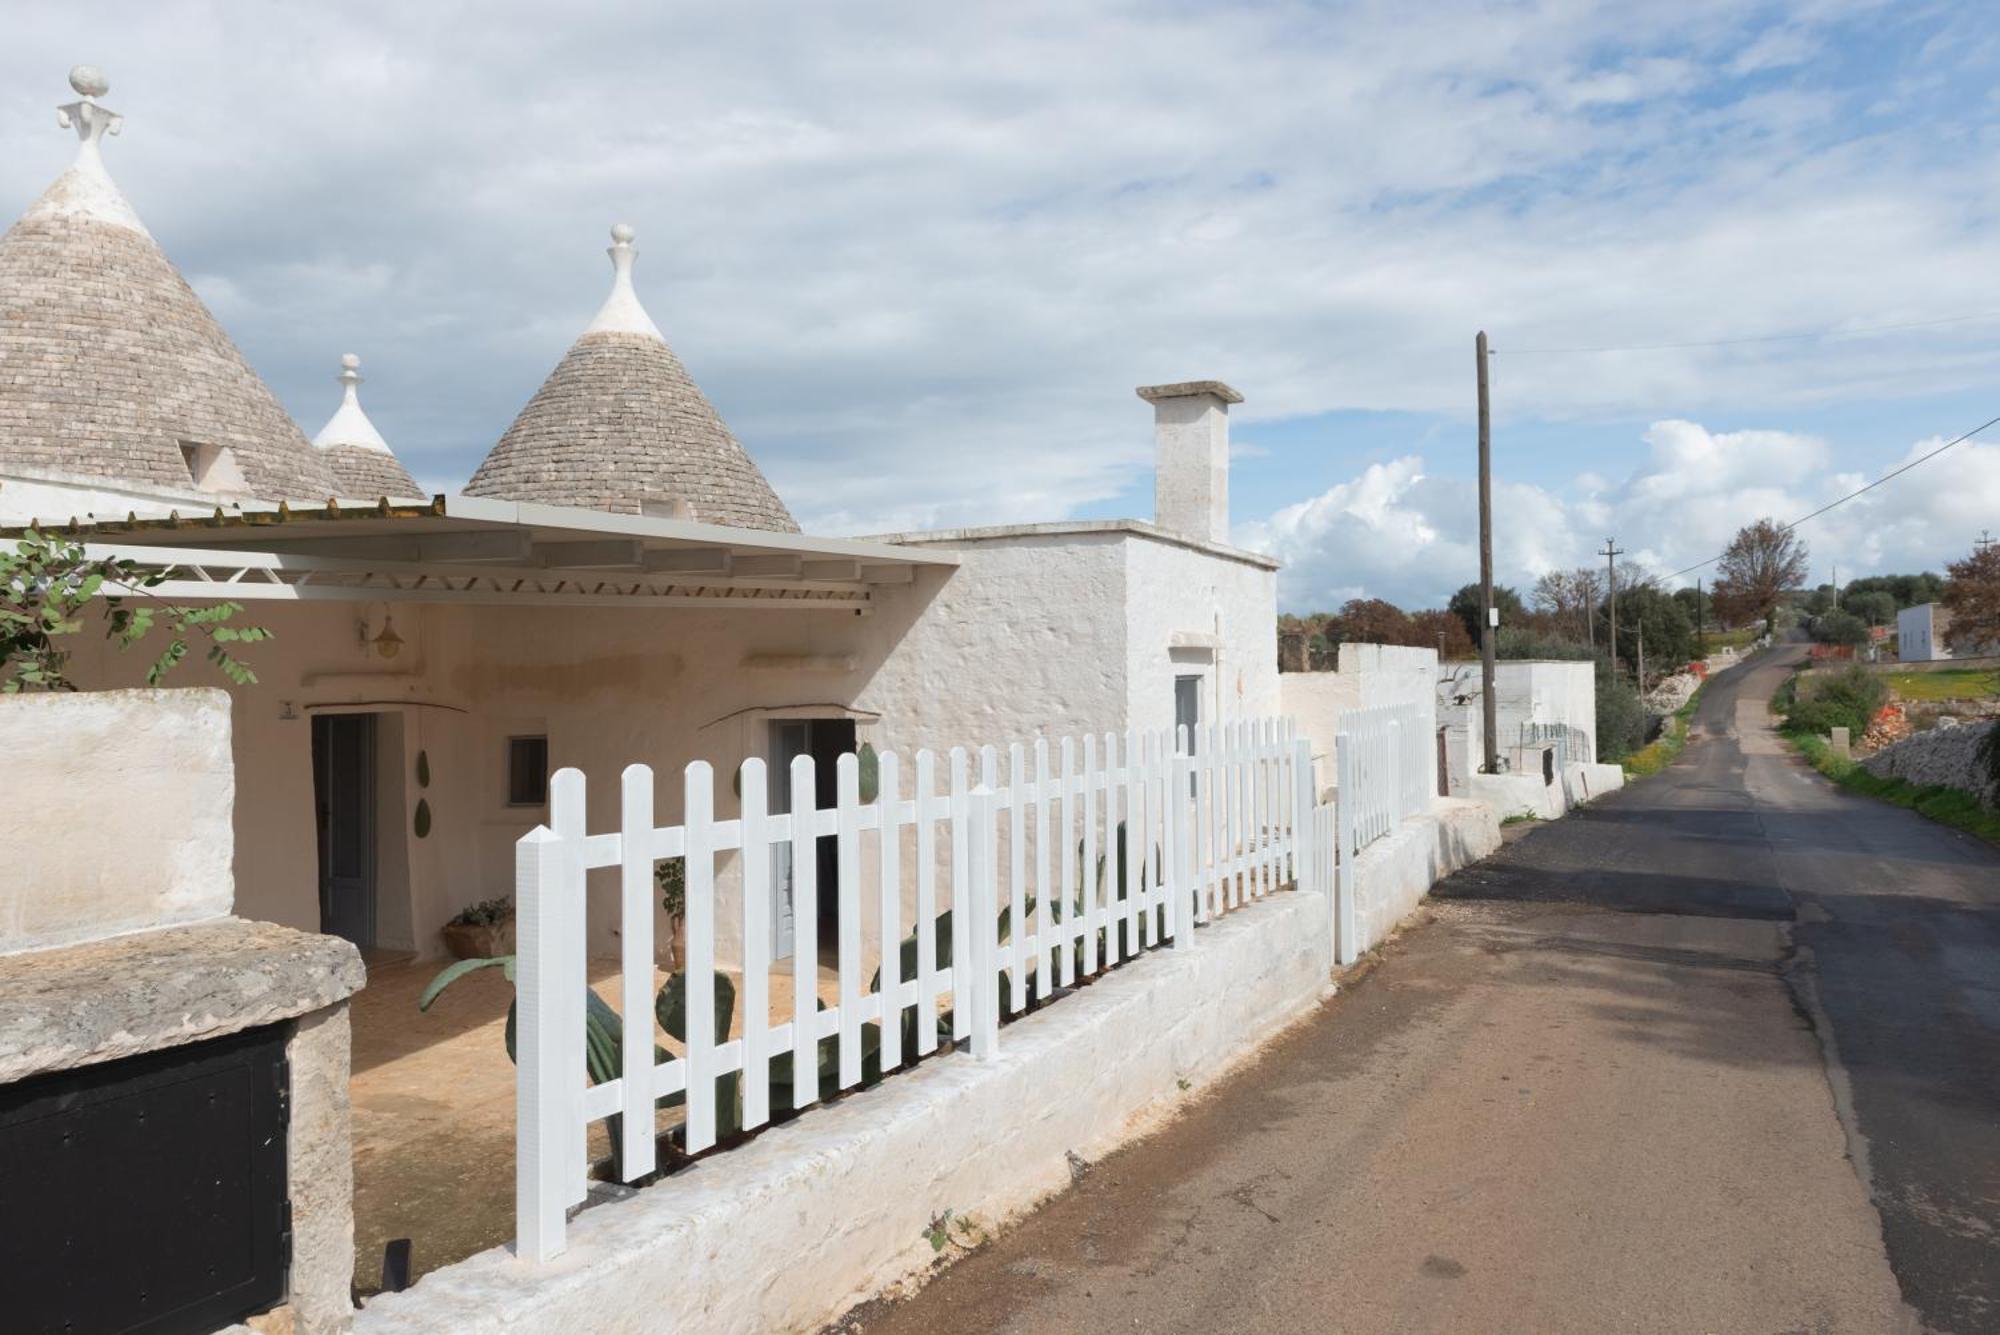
1635, 410, 2000, 590
1494, 310, 2000, 357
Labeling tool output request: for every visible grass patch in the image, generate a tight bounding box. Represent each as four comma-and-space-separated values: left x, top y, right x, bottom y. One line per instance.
1500, 812, 1540, 827
1623, 685, 1704, 779
1701, 626, 1761, 653
1879, 667, 2000, 702
1773, 677, 2000, 848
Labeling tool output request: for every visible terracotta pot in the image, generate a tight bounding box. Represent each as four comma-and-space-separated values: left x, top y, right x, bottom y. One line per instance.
665, 915, 686, 971
441, 917, 516, 960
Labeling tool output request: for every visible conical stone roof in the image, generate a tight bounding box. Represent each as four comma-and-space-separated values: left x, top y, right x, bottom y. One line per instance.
0, 70, 335, 502
312, 354, 422, 498
463, 224, 797, 532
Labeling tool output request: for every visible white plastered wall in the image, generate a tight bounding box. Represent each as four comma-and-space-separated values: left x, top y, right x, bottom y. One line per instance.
48, 525, 1280, 972
0, 689, 235, 952
1280, 642, 1439, 797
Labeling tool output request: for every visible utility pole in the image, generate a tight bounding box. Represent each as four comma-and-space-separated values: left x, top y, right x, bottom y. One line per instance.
1696, 578, 1705, 656
1637, 620, 1646, 692
1599, 538, 1625, 673
1477, 331, 1498, 775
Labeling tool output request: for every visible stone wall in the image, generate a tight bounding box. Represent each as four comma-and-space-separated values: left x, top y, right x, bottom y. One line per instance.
1861, 720, 1997, 801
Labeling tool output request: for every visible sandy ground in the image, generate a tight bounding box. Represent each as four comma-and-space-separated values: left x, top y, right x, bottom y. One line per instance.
347, 948, 845, 1291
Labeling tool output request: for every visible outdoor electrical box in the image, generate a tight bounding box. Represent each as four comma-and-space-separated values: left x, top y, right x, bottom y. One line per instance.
0, 1023, 291, 1334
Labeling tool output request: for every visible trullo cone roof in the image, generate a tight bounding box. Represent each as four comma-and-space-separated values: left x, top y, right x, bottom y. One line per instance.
463, 224, 797, 532
0, 71, 335, 502
312, 354, 422, 499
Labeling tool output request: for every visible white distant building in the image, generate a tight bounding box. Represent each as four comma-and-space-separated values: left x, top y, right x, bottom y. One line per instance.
0, 69, 1278, 964
1897, 602, 1952, 662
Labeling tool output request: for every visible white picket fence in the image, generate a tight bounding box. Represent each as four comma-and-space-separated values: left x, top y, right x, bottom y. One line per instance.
1334, 703, 1431, 851
513, 717, 1317, 1260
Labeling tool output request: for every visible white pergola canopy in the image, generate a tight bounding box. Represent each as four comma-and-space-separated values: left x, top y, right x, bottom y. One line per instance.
48, 494, 955, 612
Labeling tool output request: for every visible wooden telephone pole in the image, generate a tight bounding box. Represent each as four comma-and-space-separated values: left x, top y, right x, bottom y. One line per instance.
1695, 578, 1705, 655
1599, 538, 1625, 673
1477, 332, 1498, 775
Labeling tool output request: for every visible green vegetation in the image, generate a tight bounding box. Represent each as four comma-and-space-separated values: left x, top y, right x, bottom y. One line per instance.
1623, 686, 1703, 779
1703, 626, 1761, 652
1772, 665, 1888, 738
1881, 668, 2000, 702
2, 528, 270, 690
1784, 730, 2000, 848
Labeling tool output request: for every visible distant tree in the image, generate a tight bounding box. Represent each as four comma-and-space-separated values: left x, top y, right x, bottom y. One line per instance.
1801, 584, 1836, 618
1942, 542, 2000, 655
1413, 608, 1476, 660
1594, 584, 1695, 679
1812, 609, 1870, 647
1712, 519, 1809, 634
1671, 584, 1712, 629
1844, 572, 1945, 610
1532, 568, 1602, 642
1331, 597, 1413, 646
1844, 590, 1897, 627
1448, 582, 1525, 648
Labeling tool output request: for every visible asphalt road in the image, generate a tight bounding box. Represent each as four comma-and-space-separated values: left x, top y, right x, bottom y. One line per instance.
838, 646, 1999, 1335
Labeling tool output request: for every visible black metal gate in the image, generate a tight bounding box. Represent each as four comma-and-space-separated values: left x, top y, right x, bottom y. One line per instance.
0, 1023, 290, 1334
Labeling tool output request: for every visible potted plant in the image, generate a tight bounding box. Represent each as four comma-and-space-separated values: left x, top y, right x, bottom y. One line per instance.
441, 896, 515, 960
655, 857, 686, 969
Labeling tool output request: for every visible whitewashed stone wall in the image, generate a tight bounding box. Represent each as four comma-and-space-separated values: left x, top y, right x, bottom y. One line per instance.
1282, 642, 1439, 796
0, 689, 234, 952
49, 522, 1278, 968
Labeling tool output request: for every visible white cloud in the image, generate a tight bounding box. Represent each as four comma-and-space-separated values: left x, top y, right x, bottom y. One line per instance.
0, 1, 1994, 549
1242, 421, 2000, 611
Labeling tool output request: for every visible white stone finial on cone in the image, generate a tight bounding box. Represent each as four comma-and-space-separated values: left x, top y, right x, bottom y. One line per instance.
313, 353, 393, 455
30, 65, 148, 236
585, 222, 666, 341
57, 65, 123, 156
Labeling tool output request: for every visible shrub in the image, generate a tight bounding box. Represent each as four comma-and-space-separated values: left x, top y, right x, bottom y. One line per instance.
1595, 657, 1647, 763
1781, 666, 1888, 737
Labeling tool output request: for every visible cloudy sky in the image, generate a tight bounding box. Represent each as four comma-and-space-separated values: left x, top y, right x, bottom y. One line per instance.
5, 0, 1998, 610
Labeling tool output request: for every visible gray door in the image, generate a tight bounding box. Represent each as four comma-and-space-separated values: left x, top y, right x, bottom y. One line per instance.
313, 713, 377, 949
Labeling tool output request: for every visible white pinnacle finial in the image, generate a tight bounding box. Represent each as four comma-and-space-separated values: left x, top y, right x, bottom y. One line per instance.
57, 65, 122, 156
312, 353, 393, 455
584, 222, 666, 341
27, 65, 148, 236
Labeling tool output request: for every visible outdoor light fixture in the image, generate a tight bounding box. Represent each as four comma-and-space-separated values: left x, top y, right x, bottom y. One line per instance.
372, 615, 404, 660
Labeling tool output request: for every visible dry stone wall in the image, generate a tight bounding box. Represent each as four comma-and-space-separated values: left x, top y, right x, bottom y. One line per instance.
1860, 720, 1997, 803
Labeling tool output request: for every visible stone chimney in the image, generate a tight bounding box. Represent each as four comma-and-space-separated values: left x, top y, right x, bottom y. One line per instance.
1138, 380, 1242, 545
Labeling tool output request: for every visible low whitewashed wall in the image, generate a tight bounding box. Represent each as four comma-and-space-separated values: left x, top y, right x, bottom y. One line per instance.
0, 689, 234, 953
1347, 798, 1499, 955
355, 890, 1334, 1335
1469, 760, 1624, 823
1283, 641, 1439, 791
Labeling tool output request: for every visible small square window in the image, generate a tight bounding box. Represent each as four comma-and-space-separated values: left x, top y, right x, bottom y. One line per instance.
507, 736, 549, 807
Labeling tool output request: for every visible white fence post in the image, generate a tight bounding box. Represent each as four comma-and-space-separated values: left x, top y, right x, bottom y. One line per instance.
550, 770, 590, 1207
1291, 737, 1315, 894
1334, 734, 1360, 967
683, 762, 718, 1152
513, 824, 571, 1263
617, 763, 657, 1181
968, 785, 1001, 1060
